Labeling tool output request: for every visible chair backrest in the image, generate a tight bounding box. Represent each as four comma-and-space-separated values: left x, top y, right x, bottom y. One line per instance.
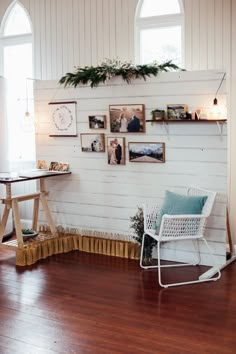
187, 187, 216, 217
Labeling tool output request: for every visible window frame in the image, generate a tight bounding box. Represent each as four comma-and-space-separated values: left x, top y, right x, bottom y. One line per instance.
0, 1, 33, 76
135, 0, 184, 65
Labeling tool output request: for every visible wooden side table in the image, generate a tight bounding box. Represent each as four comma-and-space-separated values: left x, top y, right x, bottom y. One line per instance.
0, 171, 71, 250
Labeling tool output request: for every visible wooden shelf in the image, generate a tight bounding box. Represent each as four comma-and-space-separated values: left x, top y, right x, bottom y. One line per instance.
146, 119, 227, 123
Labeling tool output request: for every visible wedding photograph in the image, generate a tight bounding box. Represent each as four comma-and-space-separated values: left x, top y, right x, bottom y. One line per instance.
81, 133, 105, 152
109, 104, 145, 133
88, 115, 106, 129
107, 137, 125, 165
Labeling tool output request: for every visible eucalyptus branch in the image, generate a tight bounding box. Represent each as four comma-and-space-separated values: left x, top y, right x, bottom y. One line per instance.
59, 59, 184, 88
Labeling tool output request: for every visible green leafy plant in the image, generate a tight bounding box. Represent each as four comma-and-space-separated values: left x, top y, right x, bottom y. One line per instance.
130, 207, 157, 260
59, 58, 183, 88
150, 109, 166, 125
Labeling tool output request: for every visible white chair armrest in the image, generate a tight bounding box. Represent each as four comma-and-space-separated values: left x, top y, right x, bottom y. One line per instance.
158, 214, 207, 240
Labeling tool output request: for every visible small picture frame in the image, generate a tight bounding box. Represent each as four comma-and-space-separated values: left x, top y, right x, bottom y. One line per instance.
88, 115, 106, 129
49, 101, 77, 136
81, 133, 105, 152
49, 162, 70, 172
107, 137, 126, 165
109, 104, 145, 133
128, 142, 165, 163
167, 104, 188, 120
37, 160, 47, 169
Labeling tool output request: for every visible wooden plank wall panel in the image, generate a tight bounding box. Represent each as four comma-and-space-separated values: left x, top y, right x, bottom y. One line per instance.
34, 71, 227, 266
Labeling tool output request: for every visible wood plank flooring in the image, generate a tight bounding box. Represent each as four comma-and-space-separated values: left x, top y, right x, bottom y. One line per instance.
0, 248, 236, 354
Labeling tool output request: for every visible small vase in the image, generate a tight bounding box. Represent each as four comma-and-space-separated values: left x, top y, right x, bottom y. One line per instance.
143, 247, 152, 265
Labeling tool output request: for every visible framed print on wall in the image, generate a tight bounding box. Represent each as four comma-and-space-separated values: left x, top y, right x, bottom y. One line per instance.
88, 115, 106, 129
109, 104, 145, 133
81, 133, 105, 152
107, 137, 126, 165
49, 101, 77, 136
167, 104, 188, 120
128, 142, 165, 163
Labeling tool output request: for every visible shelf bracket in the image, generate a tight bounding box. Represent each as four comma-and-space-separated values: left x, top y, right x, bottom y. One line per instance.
162, 121, 169, 134
216, 121, 224, 136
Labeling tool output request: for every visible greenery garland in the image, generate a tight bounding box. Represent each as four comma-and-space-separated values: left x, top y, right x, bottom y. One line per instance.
59, 58, 183, 88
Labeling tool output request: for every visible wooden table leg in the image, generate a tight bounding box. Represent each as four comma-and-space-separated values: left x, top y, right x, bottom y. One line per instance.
32, 197, 40, 231
40, 178, 58, 237
0, 205, 10, 243
0, 183, 12, 243
12, 199, 24, 248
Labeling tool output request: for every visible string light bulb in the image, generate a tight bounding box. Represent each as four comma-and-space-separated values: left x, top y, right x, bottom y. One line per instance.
213, 72, 226, 106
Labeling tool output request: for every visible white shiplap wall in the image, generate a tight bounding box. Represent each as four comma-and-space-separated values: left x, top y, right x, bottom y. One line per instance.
34, 71, 227, 266
0, 0, 231, 78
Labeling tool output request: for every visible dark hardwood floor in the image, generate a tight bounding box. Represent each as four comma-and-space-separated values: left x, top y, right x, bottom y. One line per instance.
0, 248, 236, 354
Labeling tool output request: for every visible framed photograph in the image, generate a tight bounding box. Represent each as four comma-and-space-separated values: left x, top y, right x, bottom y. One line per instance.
128, 142, 165, 163
167, 104, 188, 120
107, 137, 126, 165
81, 133, 105, 152
49, 101, 77, 136
37, 160, 47, 170
109, 104, 145, 133
88, 115, 106, 129
49, 161, 70, 171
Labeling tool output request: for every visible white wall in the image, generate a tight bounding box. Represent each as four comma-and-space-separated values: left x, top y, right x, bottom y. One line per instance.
0, 0, 235, 247
35, 71, 227, 265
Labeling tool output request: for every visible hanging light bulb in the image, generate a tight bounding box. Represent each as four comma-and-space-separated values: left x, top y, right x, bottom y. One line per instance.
211, 73, 226, 119
25, 78, 31, 119
213, 73, 226, 106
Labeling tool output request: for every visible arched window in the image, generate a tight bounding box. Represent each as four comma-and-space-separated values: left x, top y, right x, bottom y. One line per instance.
0, 0, 35, 165
135, 0, 184, 66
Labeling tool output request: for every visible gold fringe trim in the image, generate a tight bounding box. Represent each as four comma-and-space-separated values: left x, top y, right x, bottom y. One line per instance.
15, 233, 140, 267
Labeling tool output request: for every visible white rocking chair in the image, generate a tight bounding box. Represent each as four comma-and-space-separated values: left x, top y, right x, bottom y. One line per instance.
140, 187, 221, 288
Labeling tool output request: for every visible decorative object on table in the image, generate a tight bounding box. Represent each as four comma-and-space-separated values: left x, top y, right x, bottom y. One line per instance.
59, 58, 183, 88
49, 162, 70, 172
107, 137, 126, 165
151, 109, 165, 124
37, 160, 47, 169
167, 104, 188, 120
48, 101, 77, 137
22, 229, 38, 242
88, 115, 106, 129
130, 207, 157, 264
128, 142, 165, 163
109, 104, 145, 133
81, 133, 105, 152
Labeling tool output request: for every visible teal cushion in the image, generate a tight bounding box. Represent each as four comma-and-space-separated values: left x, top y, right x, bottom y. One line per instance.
154, 190, 207, 231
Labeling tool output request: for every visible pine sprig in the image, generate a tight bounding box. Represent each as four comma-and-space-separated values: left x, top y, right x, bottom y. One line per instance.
59, 59, 184, 88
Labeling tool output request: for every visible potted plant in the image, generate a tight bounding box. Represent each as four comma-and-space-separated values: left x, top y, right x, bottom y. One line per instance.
150, 109, 165, 124
130, 207, 157, 264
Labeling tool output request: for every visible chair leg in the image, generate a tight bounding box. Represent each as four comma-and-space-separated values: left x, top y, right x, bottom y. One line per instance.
157, 238, 221, 288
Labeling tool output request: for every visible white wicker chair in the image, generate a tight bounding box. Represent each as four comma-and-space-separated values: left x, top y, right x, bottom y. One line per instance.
140, 187, 221, 288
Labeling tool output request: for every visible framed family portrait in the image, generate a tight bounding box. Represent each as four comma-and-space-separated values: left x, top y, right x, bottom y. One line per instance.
81, 133, 105, 152
167, 104, 188, 120
88, 115, 106, 129
109, 104, 145, 133
49, 101, 77, 136
128, 142, 165, 163
107, 137, 125, 165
